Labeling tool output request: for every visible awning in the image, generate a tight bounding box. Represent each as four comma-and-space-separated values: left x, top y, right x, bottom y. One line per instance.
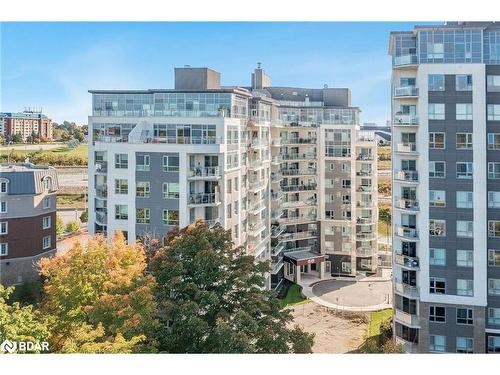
284, 250, 325, 266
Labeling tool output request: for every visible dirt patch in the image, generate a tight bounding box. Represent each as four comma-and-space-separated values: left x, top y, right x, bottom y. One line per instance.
288, 302, 368, 353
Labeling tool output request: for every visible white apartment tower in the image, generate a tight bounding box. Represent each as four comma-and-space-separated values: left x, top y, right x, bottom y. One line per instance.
88, 66, 378, 290
390, 22, 500, 353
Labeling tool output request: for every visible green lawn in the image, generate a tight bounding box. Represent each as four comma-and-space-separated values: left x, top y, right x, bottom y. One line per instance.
0, 144, 88, 165
281, 284, 309, 307
50, 144, 88, 158
368, 309, 393, 337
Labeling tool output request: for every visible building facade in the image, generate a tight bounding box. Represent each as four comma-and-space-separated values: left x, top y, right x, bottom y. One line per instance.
390, 22, 500, 353
0, 163, 59, 285
87, 66, 378, 290
0, 110, 53, 141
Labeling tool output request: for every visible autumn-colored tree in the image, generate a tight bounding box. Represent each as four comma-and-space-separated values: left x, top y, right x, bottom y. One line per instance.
0, 285, 50, 353
150, 220, 314, 353
39, 232, 159, 353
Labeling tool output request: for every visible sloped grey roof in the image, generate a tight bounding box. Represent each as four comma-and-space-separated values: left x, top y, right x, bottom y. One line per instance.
0, 164, 59, 195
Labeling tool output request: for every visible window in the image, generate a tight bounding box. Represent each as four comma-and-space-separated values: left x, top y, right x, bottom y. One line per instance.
115, 204, 128, 220
457, 221, 473, 238
0, 202, 6, 213
162, 183, 179, 199
42, 235, 51, 250
136, 155, 150, 171
457, 308, 474, 325
488, 308, 500, 325
227, 204, 232, 219
457, 191, 473, 209
430, 277, 446, 294
429, 335, 446, 352
115, 153, 128, 169
136, 208, 150, 224
489, 249, 500, 266
456, 133, 472, 149
234, 177, 239, 191
488, 133, 500, 149
457, 279, 473, 296
456, 75, 473, 91
429, 161, 445, 178
0, 181, 7, 193
488, 104, 500, 121
429, 190, 446, 207
162, 155, 180, 172
428, 103, 445, 120
234, 200, 239, 215
428, 74, 445, 91
456, 337, 473, 353
325, 179, 334, 188
42, 216, 51, 230
341, 179, 351, 188
234, 224, 239, 238
136, 182, 150, 198
430, 248, 446, 266
0, 243, 7, 256
456, 162, 473, 179
429, 219, 446, 236
429, 306, 446, 322
226, 179, 231, 194
42, 196, 51, 209
456, 104, 473, 120
162, 210, 179, 225
0, 222, 7, 235
457, 250, 474, 267
489, 336, 500, 353
489, 279, 500, 295
487, 75, 500, 92
488, 163, 500, 179
429, 133, 445, 149
489, 221, 500, 237
114, 179, 128, 194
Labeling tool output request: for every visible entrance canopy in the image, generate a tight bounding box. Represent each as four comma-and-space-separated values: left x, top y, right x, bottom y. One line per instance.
284, 250, 325, 267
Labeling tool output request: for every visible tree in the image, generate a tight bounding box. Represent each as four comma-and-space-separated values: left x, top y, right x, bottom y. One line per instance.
56, 216, 65, 236
38, 232, 159, 353
0, 285, 50, 353
379, 208, 392, 243
12, 133, 23, 143
79, 209, 88, 223
52, 128, 64, 141
150, 220, 315, 353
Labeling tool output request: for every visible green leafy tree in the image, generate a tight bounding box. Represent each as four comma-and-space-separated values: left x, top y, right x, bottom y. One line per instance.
39, 232, 159, 353
150, 220, 315, 353
65, 221, 80, 233
0, 285, 50, 353
379, 208, 391, 242
56, 216, 65, 236
12, 133, 23, 143
79, 209, 88, 223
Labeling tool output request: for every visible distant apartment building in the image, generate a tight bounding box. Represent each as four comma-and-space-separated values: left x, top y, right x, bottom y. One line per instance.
390, 22, 500, 353
0, 110, 53, 141
0, 163, 59, 285
87, 66, 378, 290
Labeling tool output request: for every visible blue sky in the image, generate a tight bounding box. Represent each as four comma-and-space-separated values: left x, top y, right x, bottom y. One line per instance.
0, 22, 421, 124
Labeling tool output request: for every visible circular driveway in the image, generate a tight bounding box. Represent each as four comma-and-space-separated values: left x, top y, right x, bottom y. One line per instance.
311, 279, 391, 308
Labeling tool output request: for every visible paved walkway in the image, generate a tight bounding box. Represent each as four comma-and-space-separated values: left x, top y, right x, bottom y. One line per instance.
298, 274, 393, 312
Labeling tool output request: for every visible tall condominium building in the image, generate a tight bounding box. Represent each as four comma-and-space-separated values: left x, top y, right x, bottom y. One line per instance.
389, 22, 500, 353
88, 66, 378, 290
0, 110, 53, 141
0, 163, 59, 285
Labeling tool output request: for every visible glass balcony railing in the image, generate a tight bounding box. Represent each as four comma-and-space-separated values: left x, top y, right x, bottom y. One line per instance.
394, 279, 420, 299
394, 170, 419, 182
394, 114, 419, 126
395, 142, 417, 153
281, 230, 318, 241
394, 197, 419, 211
393, 54, 418, 66
281, 168, 317, 176
188, 166, 221, 178
280, 153, 317, 161
279, 137, 317, 145
394, 86, 419, 97
188, 193, 220, 206
356, 248, 374, 257
95, 210, 107, 224
395, 226, 419, 239
281, 183, 317, 192
395, 254, 420, 269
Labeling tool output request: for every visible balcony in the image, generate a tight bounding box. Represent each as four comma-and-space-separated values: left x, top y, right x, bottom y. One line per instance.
394, 170, 419, 183
395, 337, 418, 354
188, 192, 220, 207
95, 210, 107, 225
136, 136, 223, 145
188, 166, 221, 179
395, 254, 420, 269
395, 143, 418, 155
395, 226, 419, 240
356, 232, 377, 241
271, 242, 285, 256
394, 114, 419, 126
356, 248, 374, 257
283, 245, 315, 254
394, 86, 419, 97
394, 280, 420, 299
394, 197, 419, 211
279, 137, 317, 145
281, 230, 318, 242
280, 153, 317, 161
95, 161, 107, 173
248, 198, 266, 214
271, 210, 284, 220
394, 309, 419, 327
356, 201, 375, 208
393, 54, 418, 67
248, 219, 266, 236
282, 198, 317, 208
271, 191, 284, 202
357, 217, 375, 225
95, 186, 108, 199
249, 139, 269, 149
271, 172, 283, 183
279, 213, 317, 224
248, 180, 267, 192
271, 225, 286, 238
356, 153, 373, 161
281, 168, 317, 176
271, 258, 284, 274
281, 183, 317, 192
356, 185, 374, 193
205, 218, 222, 227
356, 170, 373, 177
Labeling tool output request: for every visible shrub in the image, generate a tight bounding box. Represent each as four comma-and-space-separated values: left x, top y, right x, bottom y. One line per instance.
56, 216, 65, 236
80, 209, 88, 223
66, 221, 80, 233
